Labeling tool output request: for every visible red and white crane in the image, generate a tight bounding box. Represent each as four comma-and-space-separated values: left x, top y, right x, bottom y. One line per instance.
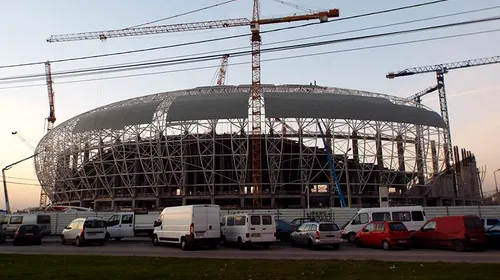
47, 1, 340, 207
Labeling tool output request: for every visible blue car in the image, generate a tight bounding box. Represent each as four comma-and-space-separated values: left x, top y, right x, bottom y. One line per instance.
275, 219, 295, 242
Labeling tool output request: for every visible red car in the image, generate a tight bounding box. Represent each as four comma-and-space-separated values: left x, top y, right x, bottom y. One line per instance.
354, 221, 411, 250
410, 215, 486, 252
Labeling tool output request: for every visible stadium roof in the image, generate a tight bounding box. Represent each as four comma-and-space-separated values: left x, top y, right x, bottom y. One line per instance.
72, 87, 446, 133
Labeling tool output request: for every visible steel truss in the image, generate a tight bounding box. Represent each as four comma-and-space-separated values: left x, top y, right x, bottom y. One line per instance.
34, 85, 457, 208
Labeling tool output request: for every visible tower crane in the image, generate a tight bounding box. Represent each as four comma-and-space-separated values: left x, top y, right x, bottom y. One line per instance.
386, 55, 500, 198
47, 1, 340, 207
216, 54, 230, 86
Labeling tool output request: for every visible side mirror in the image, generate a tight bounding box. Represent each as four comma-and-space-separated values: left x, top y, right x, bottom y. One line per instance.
65, 226, 72, 230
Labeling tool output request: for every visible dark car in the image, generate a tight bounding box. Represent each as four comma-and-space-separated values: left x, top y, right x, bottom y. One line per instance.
486, 222, 500, 249
275, 219, 295, 242
13, 224, 42, 246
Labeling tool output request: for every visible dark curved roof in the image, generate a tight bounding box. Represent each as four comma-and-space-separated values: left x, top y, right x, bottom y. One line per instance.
166, 91, 446, 128
72, 89, 446, 133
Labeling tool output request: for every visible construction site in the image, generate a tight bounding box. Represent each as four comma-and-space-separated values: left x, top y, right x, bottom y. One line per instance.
1, 0, 497, 212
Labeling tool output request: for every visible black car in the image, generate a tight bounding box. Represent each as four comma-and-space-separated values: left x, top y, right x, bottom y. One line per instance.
13, 224, 42, 246
275, 219, 295, 242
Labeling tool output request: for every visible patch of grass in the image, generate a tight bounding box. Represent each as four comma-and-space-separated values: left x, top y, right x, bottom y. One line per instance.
0, 254, 499, 280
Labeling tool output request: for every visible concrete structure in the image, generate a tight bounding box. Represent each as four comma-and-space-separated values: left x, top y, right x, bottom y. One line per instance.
34, 84, 481, 210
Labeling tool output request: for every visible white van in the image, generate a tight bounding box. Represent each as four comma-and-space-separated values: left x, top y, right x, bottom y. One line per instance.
152, 204, 220, 250
61, 217, 107, 247
0, 214, 51, 237
341, 206, 426, 243
106, 210, 158, 240
220, 213, 276, 249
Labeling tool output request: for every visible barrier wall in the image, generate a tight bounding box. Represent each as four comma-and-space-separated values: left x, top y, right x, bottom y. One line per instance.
34, 205, 500, 235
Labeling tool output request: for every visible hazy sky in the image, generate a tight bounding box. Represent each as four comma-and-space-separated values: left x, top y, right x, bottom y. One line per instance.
1, 0, 499, 210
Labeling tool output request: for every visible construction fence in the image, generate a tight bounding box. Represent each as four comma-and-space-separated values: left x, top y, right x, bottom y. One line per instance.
33, 205, 500, 235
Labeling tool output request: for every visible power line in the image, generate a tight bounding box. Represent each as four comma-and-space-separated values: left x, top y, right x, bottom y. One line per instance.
126, 0, 240, 28
1, 28, 498, 90
0, 0, 451, 70
0, 15, 498, 83
50, 5, 500, 72
0, 176, 39, 181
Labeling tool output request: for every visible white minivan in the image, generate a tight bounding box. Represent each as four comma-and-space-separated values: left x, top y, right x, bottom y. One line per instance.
61, 217, 107, 247
220, 213, 276, 249
341, 206, 426, 243
152, 204, 220, 250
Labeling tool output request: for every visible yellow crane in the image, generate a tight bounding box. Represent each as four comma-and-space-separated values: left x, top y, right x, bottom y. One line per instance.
47, 1, 340, 207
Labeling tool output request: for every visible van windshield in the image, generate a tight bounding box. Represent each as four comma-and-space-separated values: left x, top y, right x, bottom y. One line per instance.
84, 220, 106, 228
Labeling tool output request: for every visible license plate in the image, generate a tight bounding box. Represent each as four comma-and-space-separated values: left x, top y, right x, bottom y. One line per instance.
470, 238, 477, 241
326, 235, 335, 238
251, 233, 261, 237
87, 233, 95, 235
25, 233, 33, 236
399, 240, 407, 243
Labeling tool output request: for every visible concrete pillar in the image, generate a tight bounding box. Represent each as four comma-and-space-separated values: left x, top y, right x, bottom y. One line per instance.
182, 197, 187, 205
240, 197, 245, 207
155, 197, 160, 209
271, 197, 276, 208
210, 196, 215, 204
131, 199, 136, 209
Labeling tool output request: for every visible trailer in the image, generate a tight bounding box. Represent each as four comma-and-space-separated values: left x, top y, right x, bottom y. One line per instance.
105, 210, 159, 240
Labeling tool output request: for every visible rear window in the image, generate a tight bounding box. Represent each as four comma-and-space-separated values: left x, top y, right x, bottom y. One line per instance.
262, 216, 273, 225
389, 222, 408, 231
465, 217, 483, 229
318, 223, 339, 231
250, 216, 261, 225
37, 215, 51, 224
84, 220, 106, 228
20, 225, 40, 233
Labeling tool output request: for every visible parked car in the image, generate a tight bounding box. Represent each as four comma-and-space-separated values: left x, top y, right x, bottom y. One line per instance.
290, 221, 341, 250
221, 213, 276, 249
354, 221, 411, 250
291, 218, 315, 227
275, 219, 295, 242
13, 224, 42, 246
486, 222, 500, 249
410, 215, 486, 252
480, 218, 500, 230
341, 206, 426, 243
153, 205, 220, 250
61, 217, 107, 247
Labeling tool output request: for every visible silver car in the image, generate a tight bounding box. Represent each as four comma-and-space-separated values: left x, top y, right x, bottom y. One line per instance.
290, 222, 342, 250
61, 217, 107, 247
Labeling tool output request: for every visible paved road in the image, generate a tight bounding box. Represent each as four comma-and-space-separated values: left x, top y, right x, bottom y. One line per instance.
1, 239, 499, 263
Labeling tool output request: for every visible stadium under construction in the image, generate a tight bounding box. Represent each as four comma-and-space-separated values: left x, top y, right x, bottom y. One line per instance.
34, 84, 483, 210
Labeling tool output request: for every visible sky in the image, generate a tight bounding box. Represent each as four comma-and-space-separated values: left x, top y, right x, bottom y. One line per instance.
0, 0, 499, 210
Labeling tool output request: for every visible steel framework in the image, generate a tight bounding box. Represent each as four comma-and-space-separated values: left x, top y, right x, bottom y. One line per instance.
34, 85, 480, 210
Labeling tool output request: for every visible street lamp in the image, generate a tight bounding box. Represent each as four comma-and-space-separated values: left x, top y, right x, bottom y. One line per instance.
344, 148, 352, 207
494, 168, 500, 205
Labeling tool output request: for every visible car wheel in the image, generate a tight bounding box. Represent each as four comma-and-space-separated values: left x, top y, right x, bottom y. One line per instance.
237, 238, 245, 250
290, 236, 296, 247
105, 233, 110, 242
347, 232, 356, 243
355, 238, 362, 248
99, 240, 105, 246
76, 237, 82, 247
181, 238, 188, 251
453, 240, 465, 252
382, 240, 391, 251
61, 236, 66, 245
152, 235, 159, 246
308, 239, 316, 250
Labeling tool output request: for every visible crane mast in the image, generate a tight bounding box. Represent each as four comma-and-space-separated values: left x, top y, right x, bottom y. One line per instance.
387, 55, 500, 199
216, 54, 230, 86
46, 2, 340, 208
